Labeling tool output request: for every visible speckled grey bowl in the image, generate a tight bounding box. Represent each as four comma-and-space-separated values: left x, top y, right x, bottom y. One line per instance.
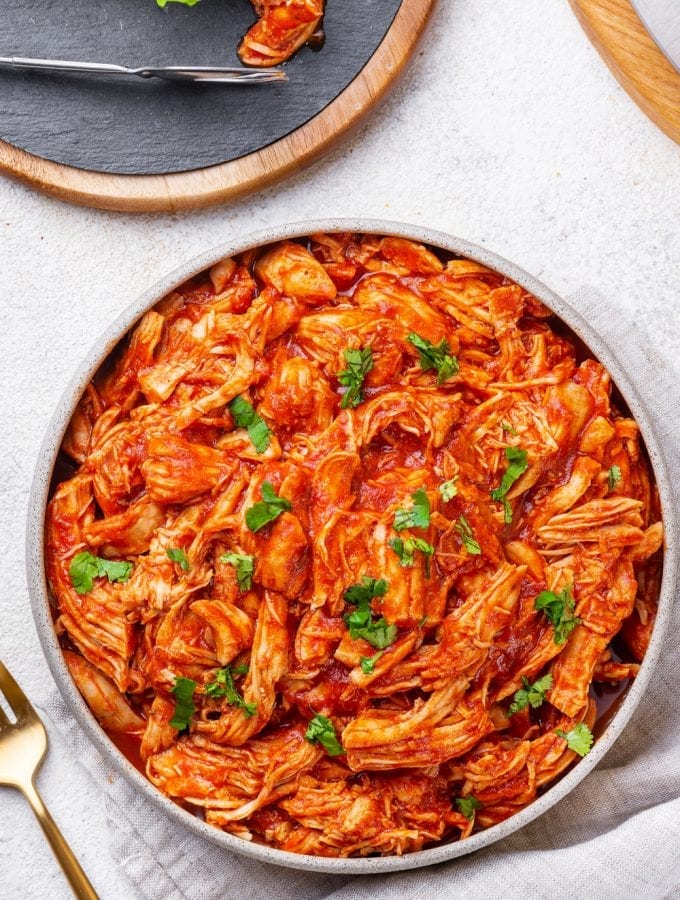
26, 220, 677, 875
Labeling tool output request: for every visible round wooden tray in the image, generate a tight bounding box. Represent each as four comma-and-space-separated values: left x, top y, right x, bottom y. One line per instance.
0, 0, 436, 213
570, 0, 680, 144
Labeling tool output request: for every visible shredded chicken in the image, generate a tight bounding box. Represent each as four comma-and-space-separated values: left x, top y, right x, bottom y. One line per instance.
46, 232, 663, 858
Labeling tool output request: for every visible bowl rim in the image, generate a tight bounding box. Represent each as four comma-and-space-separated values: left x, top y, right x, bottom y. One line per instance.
26, 218, 678, 875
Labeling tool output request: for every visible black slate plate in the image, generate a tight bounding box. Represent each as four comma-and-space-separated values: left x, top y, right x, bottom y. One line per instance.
1, 0, 402, 175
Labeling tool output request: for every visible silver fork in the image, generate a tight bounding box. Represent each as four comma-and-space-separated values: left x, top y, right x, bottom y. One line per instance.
0, 56, 287, 84
0, 661, 98, 900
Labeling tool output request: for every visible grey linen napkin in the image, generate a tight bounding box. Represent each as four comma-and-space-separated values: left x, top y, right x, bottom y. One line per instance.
45, 290, 680, 900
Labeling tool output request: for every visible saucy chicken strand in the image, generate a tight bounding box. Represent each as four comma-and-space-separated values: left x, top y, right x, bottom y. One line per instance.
46, 232, 663, 857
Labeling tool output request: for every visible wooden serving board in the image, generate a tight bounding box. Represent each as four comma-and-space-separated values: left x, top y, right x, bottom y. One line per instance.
0, 0, 436, 212
570, 0, 680, 144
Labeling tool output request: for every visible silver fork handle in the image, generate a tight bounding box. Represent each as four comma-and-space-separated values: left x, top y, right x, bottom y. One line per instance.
0, 56, 131, 77
21, 778, 99, 900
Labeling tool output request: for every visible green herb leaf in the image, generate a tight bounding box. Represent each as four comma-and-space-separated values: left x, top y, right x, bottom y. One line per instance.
407, 332, 459, 385
245, 481, 292, 532
69, 551, 133, 595
393, 488, 430, 531
228, 395, 272, 454
508, 673, 553, 715
220, 552, 255, 591
389, 536, 435, 575
337, 347, 374, 409
608, 465, 622, 492
555, 722, 594, 757
535, 585, 580, 645
438, 477, 458, 502
360, 650, 385, 675
204, 665, 256, 716
344, 577, 396, 650
454, 516, 481, 555
304, 714, 344, 756
156, 0, 201, 8
170, 676, 197, 730
490, 446, 529, 519
456, 796, 482, 820
166, 548, 190, 571
344, 576, 388, 606
502, 423, 518, 436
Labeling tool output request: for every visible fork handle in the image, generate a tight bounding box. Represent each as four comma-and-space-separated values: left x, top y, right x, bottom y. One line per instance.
21, 779, 99, 900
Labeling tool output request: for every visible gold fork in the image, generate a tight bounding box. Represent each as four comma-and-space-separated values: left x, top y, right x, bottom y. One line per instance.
0, 661, 99, 900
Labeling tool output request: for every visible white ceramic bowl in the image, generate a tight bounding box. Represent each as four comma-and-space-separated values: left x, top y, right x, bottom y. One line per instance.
26, 220, 677, 875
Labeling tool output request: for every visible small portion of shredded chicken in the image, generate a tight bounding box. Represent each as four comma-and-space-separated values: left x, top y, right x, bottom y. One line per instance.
46, 232, 663, 859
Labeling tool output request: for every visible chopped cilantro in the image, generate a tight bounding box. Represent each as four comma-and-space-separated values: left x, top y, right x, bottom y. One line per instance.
69, 551, 133, 595
344, 576, 388, 605
344, 577, 396, 650
170, 676, 197, 730
204, 665, 256, 717
304, 714, 344, 756
438, 477, 458, 502
535, 585, 580, 645
456, 795, 482, 820
508, 674, 553, 715
220, 552, 255, 591
245, 481, 292, 532
360, 650, 385, 675
166, 548, 190, 571
389, 536, 435, 576
502, 423, 518, 436
490, 446, 529, 522
407, 332, 459, 385
555, 722, 594, 757
455, 516, 481, 555
228, 395, 272, 454
393, 488, 430, 531
608, 465, 622, 492
338, 347, 374, 409
157, 0, 201, 7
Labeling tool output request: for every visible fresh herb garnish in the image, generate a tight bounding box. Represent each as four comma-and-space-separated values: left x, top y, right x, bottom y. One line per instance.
454, 516, 481, 555
204, 664, 256, 716
608, 465, 622, 492
360, 650, 385, 675
337, 347, 374, 409
389, 536, 435, 576
245, 481, 292, 532
490, 446, 529, 523
166, 547, 190, 571
170, 676, 197, 730
220, 552, 255, 591
508, 674, 553, 715
228, 395, 272, 454
407, 333, 459, 385
456, 796, 482, 820
344, 577, 396, 649
555, 722, 593, 757
438, 477, 458, 502
304, 714, 344, 756
68, 551, 133, 595
535, 585, 580, 645
393, 488, 430, 531
502, 423, 518, 436
157, 0, 201, 7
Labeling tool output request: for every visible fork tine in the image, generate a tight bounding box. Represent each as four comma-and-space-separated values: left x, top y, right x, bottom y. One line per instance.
0, 661, 37, 723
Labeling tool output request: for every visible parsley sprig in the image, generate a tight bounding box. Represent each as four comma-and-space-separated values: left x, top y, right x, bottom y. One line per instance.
389, 536, 435, 576
438, 477, 458, 502
228, 395, 272, 454
344, 577, 396, 649
490, 446, 529, 524
166, 547, 190, 571
508, 674, 553, 716
338, 347, 374, 409
608, 465, 622, 492
394, 488, 430, 531
535, 586, 580, 645
407, 332, 459, 385
204, 664, 257, 717
360, 650, 385, 675
245, 481, 292, 532
455, 515, 481, 555
555, 722, 593, 757
170, 676, 197, 730
456, 796, 482, 820
69, 551, 133, 595
220, 552, 255, 591
304, 714, 344, 756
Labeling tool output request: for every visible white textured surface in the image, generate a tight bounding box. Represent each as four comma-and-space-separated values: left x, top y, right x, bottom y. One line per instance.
0, 1, 678, 898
